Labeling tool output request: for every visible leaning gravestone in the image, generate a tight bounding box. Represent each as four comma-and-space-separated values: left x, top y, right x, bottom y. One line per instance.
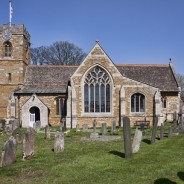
101, 123, 107, 135
23, 127, 35, 160
45, 125, 50, 139
151, 116, 158, 144
33, 121, 41, 133
132, 128, 142, 153
160, 123, 164, 140
0, 136, 17, 167
54, 131, 64, 153
82, 124, 88, 132
123, 116, 132, 158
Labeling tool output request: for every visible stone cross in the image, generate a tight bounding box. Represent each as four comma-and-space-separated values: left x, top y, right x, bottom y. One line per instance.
123, 116, 132, 158
160, 123, 164, 140
0, 136, 17, 167
93, 119, 97, 133
23, 127, 35, 160
54, 131, 64, 153
168, 127, 172, 138
151, 116, 158, 144
132, 128, 142, 153
45, 125, 50, 139
101, 123, 107, 136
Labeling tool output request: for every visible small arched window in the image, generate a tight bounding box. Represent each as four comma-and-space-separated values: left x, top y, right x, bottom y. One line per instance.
4, 41, 12, 57
84, 66, 111, 113
131, 93, 145, 112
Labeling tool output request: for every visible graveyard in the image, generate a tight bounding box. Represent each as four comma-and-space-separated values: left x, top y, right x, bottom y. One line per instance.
0, 121, 184, 184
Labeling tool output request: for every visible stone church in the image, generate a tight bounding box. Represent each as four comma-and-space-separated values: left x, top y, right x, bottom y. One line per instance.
0, 24, 181, 128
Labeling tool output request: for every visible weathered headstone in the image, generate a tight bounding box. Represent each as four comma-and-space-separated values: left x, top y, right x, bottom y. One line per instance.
61, 118, 66, 132
160, 123, 164, 140
82, 124, 88, 132
54, 131, 64, 153
90, 119, 99, 139
23, 127, 35, 160
76, 124, 80, 132
123, 116, 132, 158
111, 121, 116, 134
45, 125, 50, 139
101, 123, 107, 135
12, 128, 22, 144
0, 136, 17, 167
173, 119, 179, 134
9, 119, 19, 131
132, 128, 142, 153
4, 124, 13, 135
168, 127, 172, 138
33, 121, 41, 133
151, 116, 158, 144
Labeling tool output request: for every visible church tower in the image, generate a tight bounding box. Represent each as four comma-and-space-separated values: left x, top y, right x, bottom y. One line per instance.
0, 24, 30, 119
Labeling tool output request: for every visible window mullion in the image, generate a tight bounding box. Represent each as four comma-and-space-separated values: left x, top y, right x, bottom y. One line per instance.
94, 84, 96, 112
88, 85, 90, 112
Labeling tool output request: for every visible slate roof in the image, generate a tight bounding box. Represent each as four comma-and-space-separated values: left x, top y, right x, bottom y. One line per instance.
15, 63, 179, 94
15, 65, 77, 94
116, 64, 179, 91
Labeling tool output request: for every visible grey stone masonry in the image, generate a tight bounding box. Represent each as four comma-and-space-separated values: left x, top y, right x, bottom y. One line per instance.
54, 132, 64, 153
123, 116, 132, 158
132, 128, 142, 153
23, 127, 35, 160
0, 136, 17, 167
151, 116, 158, 144
45, 125, 50, 139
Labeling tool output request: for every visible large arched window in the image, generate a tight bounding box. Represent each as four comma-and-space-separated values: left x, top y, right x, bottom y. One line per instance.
84, 66, 111, 113
131, 93, 145, 112
4, 41, 12, 57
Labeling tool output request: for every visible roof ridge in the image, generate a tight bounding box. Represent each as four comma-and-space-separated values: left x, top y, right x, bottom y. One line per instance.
116, 64, 169, 67
28, 65, 79, 68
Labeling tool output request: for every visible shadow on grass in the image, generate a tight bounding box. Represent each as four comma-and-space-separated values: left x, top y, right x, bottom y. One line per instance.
109, 151, 125, 158
177, 172, 184, 181
142, 139, 151, 144
154, 178, 176, 184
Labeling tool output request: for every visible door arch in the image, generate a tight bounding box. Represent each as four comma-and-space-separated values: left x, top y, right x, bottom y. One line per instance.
29, 106, 40, 127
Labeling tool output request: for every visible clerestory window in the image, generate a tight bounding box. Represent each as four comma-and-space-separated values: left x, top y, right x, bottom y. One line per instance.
4, 41, 12, 57
84, 66, 111, 113
131, 93, 145, 112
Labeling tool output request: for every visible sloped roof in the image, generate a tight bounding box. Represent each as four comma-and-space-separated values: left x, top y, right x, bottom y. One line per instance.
15, 65, 77, 94
116, 64, 179, 91
15, 63, 179, 94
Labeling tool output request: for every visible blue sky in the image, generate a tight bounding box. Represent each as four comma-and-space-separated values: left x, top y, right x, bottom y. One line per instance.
0, 0, 184, 74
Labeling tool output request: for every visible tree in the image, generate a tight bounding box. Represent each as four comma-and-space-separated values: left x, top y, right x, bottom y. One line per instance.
30, 41, 86, 65
176, 73, 184, 100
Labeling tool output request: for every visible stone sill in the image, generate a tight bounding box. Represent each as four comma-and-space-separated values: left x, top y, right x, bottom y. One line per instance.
81, 113, 112, 118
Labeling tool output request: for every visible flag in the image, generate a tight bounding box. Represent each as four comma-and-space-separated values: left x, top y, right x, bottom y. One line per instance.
9, 1, 13, 26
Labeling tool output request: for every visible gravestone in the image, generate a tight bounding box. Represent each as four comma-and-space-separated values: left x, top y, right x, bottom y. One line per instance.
101, 123, 107, 135
4, 124, 13, 135
151, 116, 158, 144
0, 136, 17, 167
9, 119, 19, 131
90, 119, 99, 139
168, 127, 172, 138
132, 128, 142, 153
82, 124, 88, 132
173, 119, 179, 134
160, 123, 164, 140
123, 116, 132, 158
61, 118, 66, 132
45, 125, 50, 139
23, 127, 35, 160
111, 121, 116, 134
33, 121, 41, 133
12, 128, 22, 144
54, 131, 64, 153
76, 124, 80, 132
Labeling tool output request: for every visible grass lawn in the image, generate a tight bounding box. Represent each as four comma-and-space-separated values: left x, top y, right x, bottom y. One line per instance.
0, 126, 184, 184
